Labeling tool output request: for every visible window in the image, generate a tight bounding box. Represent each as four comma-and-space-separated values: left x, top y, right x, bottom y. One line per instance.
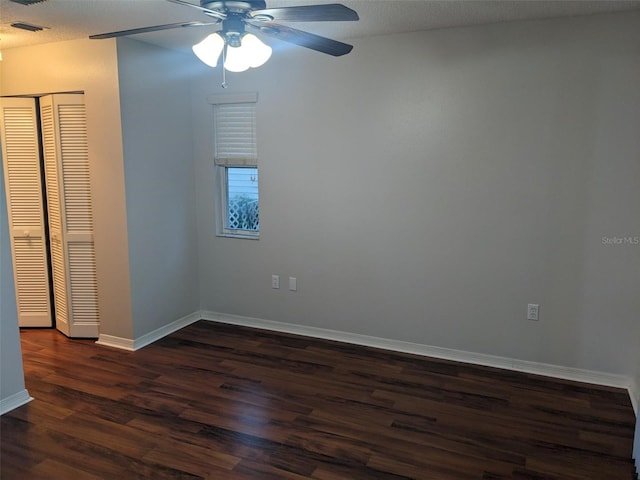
209, 93, 259, 239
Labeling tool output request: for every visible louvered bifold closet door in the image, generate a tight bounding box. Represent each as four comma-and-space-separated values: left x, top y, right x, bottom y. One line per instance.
40, 94, 99, 338
0, 98, 53, 327
40, 97, 68, 331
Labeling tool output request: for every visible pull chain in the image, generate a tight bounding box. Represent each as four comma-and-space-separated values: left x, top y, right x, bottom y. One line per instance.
221, 46, 228, 89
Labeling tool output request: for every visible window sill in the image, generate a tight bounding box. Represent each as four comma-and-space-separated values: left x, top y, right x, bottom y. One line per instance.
216, 231, 260, 240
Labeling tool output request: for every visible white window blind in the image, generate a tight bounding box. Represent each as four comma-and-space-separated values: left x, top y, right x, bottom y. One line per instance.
213, 102, 257, 166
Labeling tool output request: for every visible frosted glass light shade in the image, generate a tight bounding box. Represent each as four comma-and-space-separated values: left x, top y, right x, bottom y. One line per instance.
224, 44, 251, 72
192, 33, 224, 67
242, 33, 272, 68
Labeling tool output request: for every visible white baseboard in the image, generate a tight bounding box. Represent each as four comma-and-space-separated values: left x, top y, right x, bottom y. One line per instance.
96, 334, 135, 351
201, 310, 633, 394
96, 311, 201, 352
0, 389, 33, 416
132, 311, 201, 350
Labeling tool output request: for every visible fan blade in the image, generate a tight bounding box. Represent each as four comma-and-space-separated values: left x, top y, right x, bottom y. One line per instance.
90, 21, 216, 40
250, 4, 358, 22
167, 0, 226, 20
246, 21, 352, 56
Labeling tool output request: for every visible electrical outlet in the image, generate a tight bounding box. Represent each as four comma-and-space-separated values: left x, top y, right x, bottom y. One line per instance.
527, 304, 539, 321
271, 275, 280, 289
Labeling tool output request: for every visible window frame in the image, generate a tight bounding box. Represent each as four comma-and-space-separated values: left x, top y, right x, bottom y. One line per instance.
215, 165, 260, 239
208, 93, 260, 240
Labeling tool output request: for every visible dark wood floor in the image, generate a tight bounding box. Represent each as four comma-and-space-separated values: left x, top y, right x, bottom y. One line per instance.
1, 321, 636, 479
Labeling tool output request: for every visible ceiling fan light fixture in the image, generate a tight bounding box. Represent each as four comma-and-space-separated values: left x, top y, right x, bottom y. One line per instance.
192, 32, 224, 67
223, 33, 271, 72
194, 30, 271, 72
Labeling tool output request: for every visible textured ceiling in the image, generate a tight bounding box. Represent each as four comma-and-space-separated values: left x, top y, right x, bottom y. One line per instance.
1, 0, 640, 52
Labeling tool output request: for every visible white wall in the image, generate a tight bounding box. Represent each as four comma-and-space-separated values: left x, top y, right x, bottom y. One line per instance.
0, 159, 27, 407
116, 39, 199, 337
0, 39, 134, 340
192, 11, 640, 377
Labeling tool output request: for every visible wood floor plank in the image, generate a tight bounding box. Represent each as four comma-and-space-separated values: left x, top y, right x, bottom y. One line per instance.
141, 437, 240, 476
1, 321, 636, 479
30, 458, 104, 480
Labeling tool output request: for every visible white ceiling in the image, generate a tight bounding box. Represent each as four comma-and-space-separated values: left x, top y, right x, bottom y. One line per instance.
1, 0, 640, 53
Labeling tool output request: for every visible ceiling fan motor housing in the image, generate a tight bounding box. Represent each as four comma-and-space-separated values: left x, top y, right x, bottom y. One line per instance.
222, 15, 246, 46
201, 0, 266, 14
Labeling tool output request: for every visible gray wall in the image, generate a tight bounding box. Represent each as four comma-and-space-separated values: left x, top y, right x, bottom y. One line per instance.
191, 12, 640, 376
117, 39, 200, 337
0, 157, 27, 403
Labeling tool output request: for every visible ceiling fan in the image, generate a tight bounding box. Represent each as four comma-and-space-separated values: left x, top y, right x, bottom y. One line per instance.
90, 0, 359, 73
